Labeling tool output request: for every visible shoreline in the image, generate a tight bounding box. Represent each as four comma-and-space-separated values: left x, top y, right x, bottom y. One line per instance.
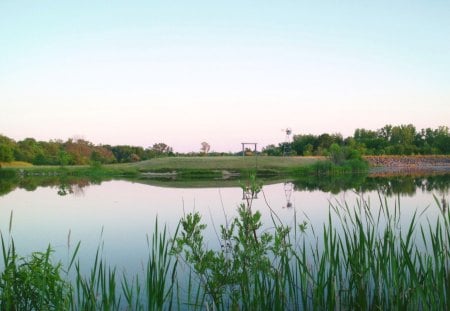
2, 155, 450, 178
365, 155, 450, 175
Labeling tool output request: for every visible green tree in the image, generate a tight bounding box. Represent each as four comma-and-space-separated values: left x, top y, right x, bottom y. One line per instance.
389, 124, 417, 155
0, 135, 15, 163
292, 134, 318, 155
58, 150, 71, 166
303, 143, 314, 156
329, 143, 346, 165
262, 144, 281, 156
317, 133, 334, 150
0, 145, 14, 163
353, 128, 386, 154
433, 126, 450, 154
14, 138, 41, 163
111, 145, 135, 163
378, 124, 393, 142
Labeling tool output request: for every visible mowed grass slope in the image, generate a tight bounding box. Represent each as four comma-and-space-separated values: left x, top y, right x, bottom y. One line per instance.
2, 156, 326, 178
0, 161, 33, 168
114, 156, 324, 172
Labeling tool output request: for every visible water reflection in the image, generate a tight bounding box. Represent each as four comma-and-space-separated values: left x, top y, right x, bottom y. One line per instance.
0, 170, 18, 196
56, 180, 91, 197
0, 171, 449, 197
291, 174, 450, 196
0, 171, 107, 197
1, 171, 449, 289
283, 182, 293, 208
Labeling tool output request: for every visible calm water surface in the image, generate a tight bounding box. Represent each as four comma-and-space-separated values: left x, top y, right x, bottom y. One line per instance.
0, 175, 449, 277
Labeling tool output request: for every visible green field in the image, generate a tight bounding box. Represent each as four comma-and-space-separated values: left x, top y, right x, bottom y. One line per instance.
2, 156, 332, 179
2, 156, 322, 170
114, 156, 323, 171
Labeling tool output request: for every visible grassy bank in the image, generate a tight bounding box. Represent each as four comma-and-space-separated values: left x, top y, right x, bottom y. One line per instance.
119, 156, 321, 171
0, 161, 33, 168
2, 155, 369, 179
1, 163, 140, 178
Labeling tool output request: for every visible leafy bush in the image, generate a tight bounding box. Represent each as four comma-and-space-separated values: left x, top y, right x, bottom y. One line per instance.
172, 176, 293, 309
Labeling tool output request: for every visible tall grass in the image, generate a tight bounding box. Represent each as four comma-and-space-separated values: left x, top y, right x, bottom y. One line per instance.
0, 194, 449, 310
295, 158, 369, 175
287, 193, 450, 310
0, 218, 177, 311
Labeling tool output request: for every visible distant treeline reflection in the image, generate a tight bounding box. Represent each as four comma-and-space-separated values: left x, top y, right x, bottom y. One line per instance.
1, 171, 449, 197
291, 174, 450, 196
0, 171, 106, 197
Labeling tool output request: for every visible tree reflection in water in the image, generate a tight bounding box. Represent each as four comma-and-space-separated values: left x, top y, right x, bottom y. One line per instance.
0, 171, 449, 197
292, 173, 450, 197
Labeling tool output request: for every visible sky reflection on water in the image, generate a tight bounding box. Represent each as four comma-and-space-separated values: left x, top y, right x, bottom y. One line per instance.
0, 175, 449, 276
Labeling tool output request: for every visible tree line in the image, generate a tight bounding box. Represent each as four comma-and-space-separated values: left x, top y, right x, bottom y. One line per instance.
0, 124, 449, 165
0, 136, 174, 165
263, 124, 450, 156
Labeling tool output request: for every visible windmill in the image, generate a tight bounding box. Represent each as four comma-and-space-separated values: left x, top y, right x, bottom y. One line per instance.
283, 182, 293, 208
281, 127, 293, 156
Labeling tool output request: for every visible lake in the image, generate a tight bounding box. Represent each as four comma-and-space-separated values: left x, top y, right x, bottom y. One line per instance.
0, 173, 449, 279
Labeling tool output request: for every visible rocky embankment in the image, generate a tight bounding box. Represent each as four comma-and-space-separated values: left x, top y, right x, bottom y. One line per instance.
365, 155, 450, 175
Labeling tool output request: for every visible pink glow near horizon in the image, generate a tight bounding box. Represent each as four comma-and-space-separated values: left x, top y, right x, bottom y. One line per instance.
1, 2, 449, 152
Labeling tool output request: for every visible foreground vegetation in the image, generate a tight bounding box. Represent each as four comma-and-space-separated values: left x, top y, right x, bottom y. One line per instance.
1, 178, 450, 310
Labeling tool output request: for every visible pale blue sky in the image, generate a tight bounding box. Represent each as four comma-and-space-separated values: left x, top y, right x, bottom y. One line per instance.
1, 1, 449, 152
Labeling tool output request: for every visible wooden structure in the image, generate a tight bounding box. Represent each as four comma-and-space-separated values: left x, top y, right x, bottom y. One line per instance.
241, 143, 258, 156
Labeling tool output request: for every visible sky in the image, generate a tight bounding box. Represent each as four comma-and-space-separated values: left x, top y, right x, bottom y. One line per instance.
1, 1, 449, 152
